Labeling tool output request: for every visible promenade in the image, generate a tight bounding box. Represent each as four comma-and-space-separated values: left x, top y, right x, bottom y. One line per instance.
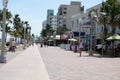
0, 44, 50, 80
39, 46, 120, 80
0, 44, 120, 80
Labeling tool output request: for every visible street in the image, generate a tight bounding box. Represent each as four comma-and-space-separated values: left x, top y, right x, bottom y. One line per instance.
38, 45, 120, 80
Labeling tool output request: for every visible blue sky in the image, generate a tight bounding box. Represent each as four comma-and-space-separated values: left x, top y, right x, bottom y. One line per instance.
0, 0, 104, 36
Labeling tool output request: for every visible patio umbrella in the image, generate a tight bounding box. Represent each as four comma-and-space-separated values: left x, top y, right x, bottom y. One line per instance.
106, 34, 120, 40
68, 38, 77, 41
48, 39, 53, 41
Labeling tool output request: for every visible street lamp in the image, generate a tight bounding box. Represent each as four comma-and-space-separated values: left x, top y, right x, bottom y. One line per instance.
78, 18, 83, 44
53, 30, 56, 46
0, 0, 8, 63
28, 26, 31, 45
101, 12, 106, 56
89, 11, 97, 56
23, 23, 26, 49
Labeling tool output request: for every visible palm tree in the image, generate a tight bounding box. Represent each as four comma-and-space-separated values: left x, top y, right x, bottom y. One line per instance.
26, 26, 31, 43
102, 0, 120, 34
0, 9, 12, 24
12, 14, 22, 43
100, 0, 120, 56
0, 9, 12, 42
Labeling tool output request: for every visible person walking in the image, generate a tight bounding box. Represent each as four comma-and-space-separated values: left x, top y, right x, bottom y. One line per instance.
79, 41, 83, 57
11, 39, 16, 52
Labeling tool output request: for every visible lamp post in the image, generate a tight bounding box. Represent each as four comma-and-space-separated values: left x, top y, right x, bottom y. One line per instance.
53, 30, 56, 46
89, 11, 97, 56
28, 26, 31, 45
0, 0, 8, 63
23, 24, 26, 49
101, 12, 106, 56
78, 18, 82, 44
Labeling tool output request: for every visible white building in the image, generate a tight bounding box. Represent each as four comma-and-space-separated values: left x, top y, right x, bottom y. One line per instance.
71, 13, 90, 33
50, 15, 57, 30
86, 3, 103, 39
71, 12, 91, 43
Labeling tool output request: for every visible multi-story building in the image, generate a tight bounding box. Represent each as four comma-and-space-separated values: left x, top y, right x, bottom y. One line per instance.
86, 3, 103, 41
50, 15, 57, 30
86, 2, 120, 44
47, 9, 54, 25
71, 12, 91, 44
57, 1, 83, 30
42, 20, 47, 30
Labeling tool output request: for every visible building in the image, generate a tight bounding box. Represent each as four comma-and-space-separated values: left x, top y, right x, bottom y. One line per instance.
86, 3, 103, 41
50, 15, 57, 30
71, 12, 91, 44
42, 20, 47, 30
47, 9, 54, 25
57, 1, 83, 30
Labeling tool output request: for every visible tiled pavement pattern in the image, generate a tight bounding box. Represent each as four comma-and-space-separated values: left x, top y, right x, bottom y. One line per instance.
38, 46, 120, 80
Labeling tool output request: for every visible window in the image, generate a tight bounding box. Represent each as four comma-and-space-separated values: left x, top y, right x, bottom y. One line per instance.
63, 24, 66, 27
64, 8, 67, 10
63, 12, 67, 14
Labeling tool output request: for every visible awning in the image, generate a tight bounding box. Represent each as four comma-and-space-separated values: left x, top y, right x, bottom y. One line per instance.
68, 38, 77, 41
61, 34, 68, 40
54, 35, 60, 40
106, 34, 120, 40
48, 39, 53, 41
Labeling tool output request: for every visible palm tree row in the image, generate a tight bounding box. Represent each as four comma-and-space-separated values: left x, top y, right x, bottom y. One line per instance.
88, 0, 120, 38
88, 0, 120, 56
0, 9, 32, 44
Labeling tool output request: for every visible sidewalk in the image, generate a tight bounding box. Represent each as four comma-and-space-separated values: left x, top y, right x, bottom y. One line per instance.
0, 45, 24, 68
0, 44, 50, 80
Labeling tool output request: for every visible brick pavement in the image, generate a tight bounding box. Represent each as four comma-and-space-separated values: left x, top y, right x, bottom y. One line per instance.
38, 46, 120, 80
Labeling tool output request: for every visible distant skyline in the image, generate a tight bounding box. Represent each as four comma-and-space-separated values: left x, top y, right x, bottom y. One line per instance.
0, 0, 105, 36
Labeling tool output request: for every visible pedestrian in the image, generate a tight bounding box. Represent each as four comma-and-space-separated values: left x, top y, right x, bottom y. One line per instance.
79, 41, 83, 57
11, 39, 16, 52
44, 41, 46, 47
40, 43, 43, 48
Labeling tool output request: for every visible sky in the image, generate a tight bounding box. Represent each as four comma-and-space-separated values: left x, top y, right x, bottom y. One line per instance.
0, 0, 105, 36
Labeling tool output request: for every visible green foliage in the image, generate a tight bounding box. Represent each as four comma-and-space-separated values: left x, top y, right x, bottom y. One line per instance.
0, 9, 12, 21
12, 14, 24, 37
41, 29, 47, 38
101, 0, 120, 34
0, 9, 12, 33
41, 24, 54, 38
56, 26, 69, 35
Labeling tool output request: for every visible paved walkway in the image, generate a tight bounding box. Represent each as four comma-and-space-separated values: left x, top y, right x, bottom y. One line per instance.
39, 46, 120, 80
0, 45, 23, 68
0, 44, 50, 80
0, 44, 120, 80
